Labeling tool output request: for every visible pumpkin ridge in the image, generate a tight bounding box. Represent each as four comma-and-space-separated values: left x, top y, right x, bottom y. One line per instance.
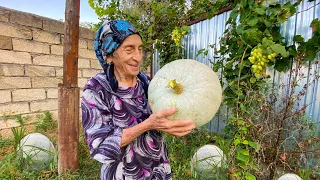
180, 62, 199, 85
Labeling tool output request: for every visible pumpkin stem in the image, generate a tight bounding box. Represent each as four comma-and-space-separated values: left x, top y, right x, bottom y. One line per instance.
166, 79, 183, 94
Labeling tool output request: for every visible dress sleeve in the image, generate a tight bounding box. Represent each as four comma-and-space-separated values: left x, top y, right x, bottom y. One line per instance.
81, 79, 122, 164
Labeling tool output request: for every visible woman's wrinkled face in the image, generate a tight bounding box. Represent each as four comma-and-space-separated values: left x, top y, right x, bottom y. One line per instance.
110, 34, 143, 78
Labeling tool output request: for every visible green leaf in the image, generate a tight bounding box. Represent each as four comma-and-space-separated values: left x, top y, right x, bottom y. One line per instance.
274, 57, 291, 72
283, 1, 293, 8
250, 77, 256, 83
236, 24, 245, 34
263, 19, 272, 27
232, 173, 240, 177
148, 26, 153, 34
254, 8, 265, 15
240, 103, 246, 112
181, 26, 191, 32
247, 16, 258, 26
245, 172, 256, 180
288, 45, 298, 56
240, 149, 249, 156
88, 0, 94, 8
277, 14, 287, 23
242, 28, 263, 46
237, 120, 244, 125
243, 140, 249, 145
241, 0, 248, 8
236, 153, 249, 162
196, 49, 208, 57
310, 18, 320, 31
234, 138, 241, 146
271, 44, 289, 57
248, 0, 254, 6
252, 165, 259, 171
310, 18, 320, 29
293, 35, 304, 43
213, 61, 222, 72
307, 51, 316, 61
230, 9, 239, 20
211, 7, 219, 15
241, 127, 248, 132
236, 89, 243, 96
248, 141, 259, 151
160, 8, 168, 14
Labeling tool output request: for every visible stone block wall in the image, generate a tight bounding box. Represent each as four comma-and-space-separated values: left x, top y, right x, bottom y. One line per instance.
0, 7, 151, 136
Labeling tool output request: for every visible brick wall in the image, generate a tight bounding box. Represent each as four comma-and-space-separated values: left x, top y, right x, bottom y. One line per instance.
0, 7, 126, 135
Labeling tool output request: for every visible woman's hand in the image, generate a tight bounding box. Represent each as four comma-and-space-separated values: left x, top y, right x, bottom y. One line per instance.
120, 108, 194, 147
146, 108, 196, 137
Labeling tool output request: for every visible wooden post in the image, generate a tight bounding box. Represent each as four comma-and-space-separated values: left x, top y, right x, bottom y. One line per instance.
58, 0, 80, 174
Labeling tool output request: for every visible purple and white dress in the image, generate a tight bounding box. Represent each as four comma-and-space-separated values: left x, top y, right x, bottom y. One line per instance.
81, 73, 172, 180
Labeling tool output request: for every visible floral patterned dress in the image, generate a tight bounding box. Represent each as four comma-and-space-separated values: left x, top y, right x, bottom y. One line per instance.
81, 73, 172, 180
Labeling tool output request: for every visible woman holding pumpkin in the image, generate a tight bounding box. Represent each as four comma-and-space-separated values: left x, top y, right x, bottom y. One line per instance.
81, 20, 196, 180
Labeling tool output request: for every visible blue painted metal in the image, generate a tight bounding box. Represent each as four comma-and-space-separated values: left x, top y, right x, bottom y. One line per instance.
151, 1, 320, 133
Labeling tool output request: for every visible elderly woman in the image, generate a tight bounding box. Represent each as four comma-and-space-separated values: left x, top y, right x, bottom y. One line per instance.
81, 20, 196, 180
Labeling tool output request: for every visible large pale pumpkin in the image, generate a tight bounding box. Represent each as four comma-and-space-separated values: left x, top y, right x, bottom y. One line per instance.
148, 59, 222, 127
18, 133, 56, 170
278, 174, 302, 180
191, 144, 224, 175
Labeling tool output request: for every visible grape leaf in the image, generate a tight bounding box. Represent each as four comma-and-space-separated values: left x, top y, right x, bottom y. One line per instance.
245, 173, 257, 180
274, 57, 291, 72
293, 35, 304, 43
254, 8, 265, 15
247, 16, 258, 26
271, 44, 289, 57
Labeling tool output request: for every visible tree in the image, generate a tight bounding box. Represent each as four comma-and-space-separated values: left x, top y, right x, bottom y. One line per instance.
88, 0, 218, 70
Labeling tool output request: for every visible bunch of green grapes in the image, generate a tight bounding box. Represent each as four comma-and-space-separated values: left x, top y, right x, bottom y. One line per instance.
249, 47, 277, 78
171, 29, 187, 46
